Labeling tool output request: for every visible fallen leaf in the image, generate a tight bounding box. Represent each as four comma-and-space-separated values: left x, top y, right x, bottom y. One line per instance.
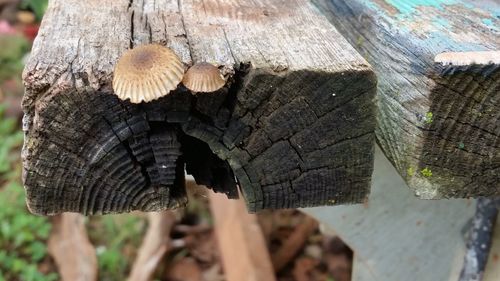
271, 216, 318, 272
165, 257, 202, 281
324, 253, 352, 281
292, 257, 318, 281
202, 263, 225, 281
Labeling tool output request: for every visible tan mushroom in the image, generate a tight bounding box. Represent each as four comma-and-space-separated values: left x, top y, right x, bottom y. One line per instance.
182, 62, 226, 93
112, 44, 184, 103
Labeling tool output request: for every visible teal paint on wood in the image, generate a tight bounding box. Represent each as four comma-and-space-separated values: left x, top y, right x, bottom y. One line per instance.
482, 18, 497, 31
357, 0, 499, 54
385, 0, 459, 16
314, 0, 500, 199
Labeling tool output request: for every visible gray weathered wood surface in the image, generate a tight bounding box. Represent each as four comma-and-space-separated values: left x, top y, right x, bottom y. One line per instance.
304, 146, 477, 281
314, 0, 500, 198
22, 0, 376, 214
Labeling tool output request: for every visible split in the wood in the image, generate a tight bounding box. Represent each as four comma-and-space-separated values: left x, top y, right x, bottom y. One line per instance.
23, 60, 377, 214
24, 56, 242, 215
23, 55, 376, 214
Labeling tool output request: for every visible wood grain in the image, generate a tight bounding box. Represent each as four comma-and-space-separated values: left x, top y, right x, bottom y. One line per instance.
22, 0, 376, 214
315, 0, 500, 198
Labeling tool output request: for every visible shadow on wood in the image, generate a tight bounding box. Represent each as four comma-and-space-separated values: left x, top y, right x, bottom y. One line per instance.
303, 146, 476, 281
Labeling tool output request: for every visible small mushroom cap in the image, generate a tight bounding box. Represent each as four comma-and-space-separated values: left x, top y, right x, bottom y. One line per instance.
182, 62, 226, 93
113, 44, 184, 103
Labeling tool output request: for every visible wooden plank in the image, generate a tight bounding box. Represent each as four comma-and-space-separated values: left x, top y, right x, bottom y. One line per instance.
484, 215, 500, 281
459, 198, 500, 281
303, 146, 477, 281
314, 0, 500, 198
22, 0, 377, 214
48, 213, 98, 281
209, 189, 277, 281
128, 211, 177, 281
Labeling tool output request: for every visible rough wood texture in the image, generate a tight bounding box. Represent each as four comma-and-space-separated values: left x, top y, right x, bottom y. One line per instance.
314, 0, 500, 198
22, 0, 376, 215
303, 146, 477, 281
209, 190, 277, 281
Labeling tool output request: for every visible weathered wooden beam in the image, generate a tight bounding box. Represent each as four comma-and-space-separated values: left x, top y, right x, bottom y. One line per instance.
303, 146, 477, 281
22, 0, 376, 214
314, 0, 499, 198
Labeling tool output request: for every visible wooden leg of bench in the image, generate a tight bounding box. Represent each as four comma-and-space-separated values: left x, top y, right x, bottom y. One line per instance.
209, 190, 276, 281
303, 146, 477, 281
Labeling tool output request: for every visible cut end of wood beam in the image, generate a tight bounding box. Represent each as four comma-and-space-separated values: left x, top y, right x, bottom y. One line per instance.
434, 51, 500, 66
22, 0, 377, 215
316, 0, 500, 199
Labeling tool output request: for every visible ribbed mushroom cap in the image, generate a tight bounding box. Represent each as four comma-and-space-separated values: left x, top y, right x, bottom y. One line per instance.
182, 62, 226, 93
113, 44, 184, 103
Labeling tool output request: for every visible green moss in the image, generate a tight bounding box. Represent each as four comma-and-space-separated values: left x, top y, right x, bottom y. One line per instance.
356, 35, 364, 46
458, 142, 465, 149
425, 112, 433, 124
407, 167, 415, 177
421, 167, 433, 177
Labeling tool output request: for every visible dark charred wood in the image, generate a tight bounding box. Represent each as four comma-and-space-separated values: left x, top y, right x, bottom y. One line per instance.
22, 0, 377, 214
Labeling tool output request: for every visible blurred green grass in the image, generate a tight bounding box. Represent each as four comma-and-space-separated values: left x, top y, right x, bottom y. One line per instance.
88, 214, 146, 281
20, 0, 48, 21
0, 104, 58, 281
0, 49, 147, 281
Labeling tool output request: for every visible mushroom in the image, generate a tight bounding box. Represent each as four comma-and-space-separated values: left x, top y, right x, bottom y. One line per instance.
112, 44, 184, 103
182, 62, 226, 93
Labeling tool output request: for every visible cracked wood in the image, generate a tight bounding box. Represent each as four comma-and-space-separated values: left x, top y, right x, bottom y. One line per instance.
315, 0, 500, 198
22, 0, 376, 215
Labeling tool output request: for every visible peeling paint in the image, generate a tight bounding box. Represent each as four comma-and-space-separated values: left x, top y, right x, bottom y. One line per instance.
360, 0, 499, 52
385, 0, 458, 17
